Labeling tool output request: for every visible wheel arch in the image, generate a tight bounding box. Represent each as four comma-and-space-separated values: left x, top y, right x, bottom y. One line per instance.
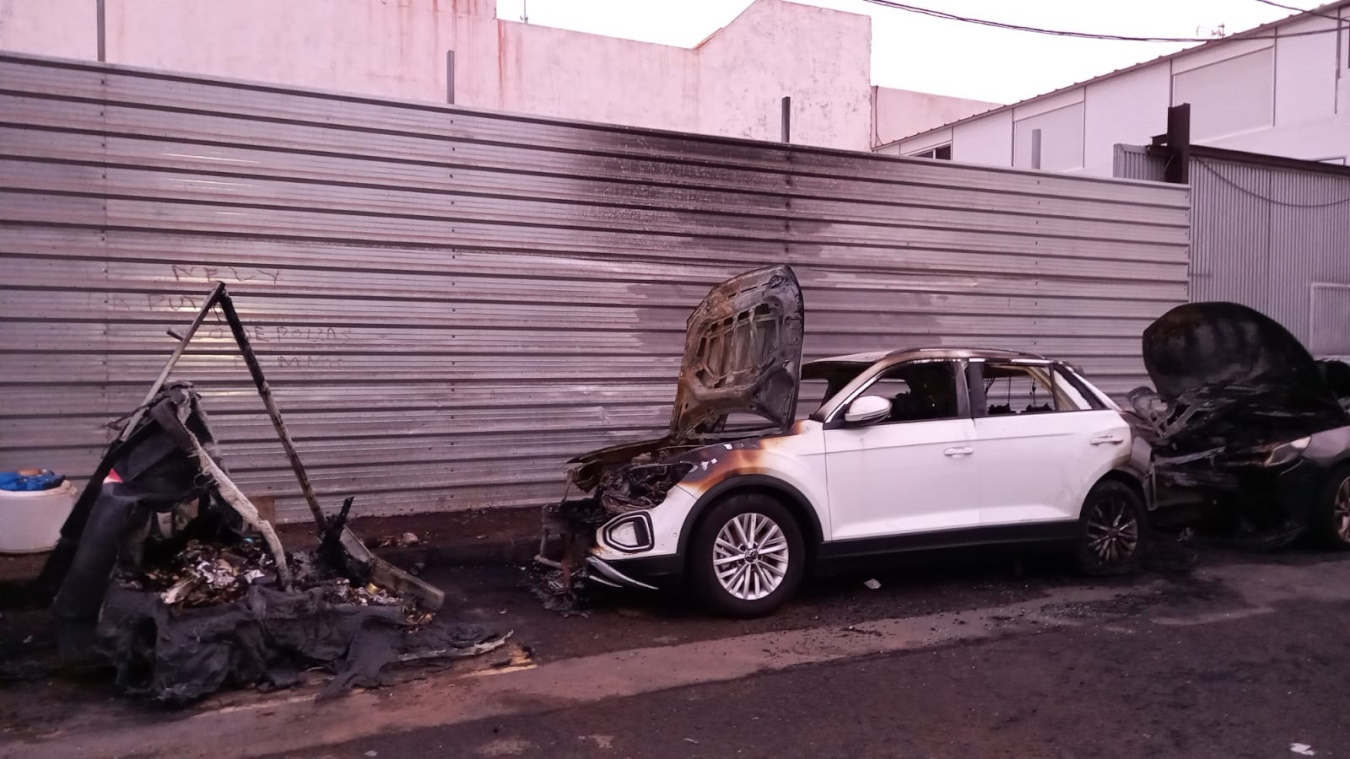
1094, 468, 1150, 512
678, 475, 824, 562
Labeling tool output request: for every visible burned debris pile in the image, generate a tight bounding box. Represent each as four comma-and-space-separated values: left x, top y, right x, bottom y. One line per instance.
32, 284, 506, 705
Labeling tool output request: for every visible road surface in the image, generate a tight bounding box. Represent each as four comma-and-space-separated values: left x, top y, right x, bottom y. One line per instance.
3, 543, 1349, 759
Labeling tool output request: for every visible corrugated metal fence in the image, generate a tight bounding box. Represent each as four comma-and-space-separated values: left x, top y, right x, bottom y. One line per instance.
1116, 143, 1350, 355
0, 54, 1190, 522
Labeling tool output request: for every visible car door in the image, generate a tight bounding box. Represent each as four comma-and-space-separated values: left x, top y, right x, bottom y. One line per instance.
969, 360, 1130, 526
822, 359, 980, 541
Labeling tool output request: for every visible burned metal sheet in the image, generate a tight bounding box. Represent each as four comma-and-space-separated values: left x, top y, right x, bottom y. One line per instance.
669, 265, 805, 441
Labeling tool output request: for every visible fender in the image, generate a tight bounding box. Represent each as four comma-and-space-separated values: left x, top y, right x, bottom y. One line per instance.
675, 474, 824, 557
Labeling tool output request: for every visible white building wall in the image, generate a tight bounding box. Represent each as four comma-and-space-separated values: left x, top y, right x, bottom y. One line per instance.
1013, 103, 1084, 171
872, 86, 997, 147
0, 0, 95, 58
1011, 90, 1086, 172
1273, 17, 1340, 128
1081, 67, 1171, 175
1172, 47, 1276, 141
884, 2, 1350, 172
496, 21, 699, 133
695, 0, 872, 148
952, 111, 1012, 166
101, 0, 460, 103
1, 0, 965, 152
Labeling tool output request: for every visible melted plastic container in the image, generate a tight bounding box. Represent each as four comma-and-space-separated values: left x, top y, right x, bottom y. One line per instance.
0, 479, 78, 553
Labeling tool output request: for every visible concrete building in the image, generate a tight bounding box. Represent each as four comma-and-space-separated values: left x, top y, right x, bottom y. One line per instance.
0, 0, 995, 151
876, 1, 1350, 175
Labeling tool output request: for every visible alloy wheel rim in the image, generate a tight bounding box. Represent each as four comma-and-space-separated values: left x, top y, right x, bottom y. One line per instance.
713, 512, 789, 601
1086, 497, 1139, 565
1335, 477, 1350, 541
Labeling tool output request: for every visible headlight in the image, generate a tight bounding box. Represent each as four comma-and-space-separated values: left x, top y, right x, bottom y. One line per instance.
602, 513, 654, 552
1263, 436, 1311, 467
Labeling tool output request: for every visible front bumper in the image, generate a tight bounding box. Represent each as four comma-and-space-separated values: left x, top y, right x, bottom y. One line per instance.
539, 486, 697, 591
1154, 455, 1325, 533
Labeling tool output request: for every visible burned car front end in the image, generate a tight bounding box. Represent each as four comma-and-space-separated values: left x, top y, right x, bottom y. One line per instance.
538, 265, 806, 591
1130, 302, 1350, 546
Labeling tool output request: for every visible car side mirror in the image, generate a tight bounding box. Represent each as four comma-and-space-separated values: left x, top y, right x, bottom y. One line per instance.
844, 395, 891, 426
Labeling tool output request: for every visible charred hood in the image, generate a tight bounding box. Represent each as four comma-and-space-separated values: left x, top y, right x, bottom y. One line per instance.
669, 265, 806, 441
1138, 302, 1348, 448
565, 266, 804, 496
1144, 302, 1339, 407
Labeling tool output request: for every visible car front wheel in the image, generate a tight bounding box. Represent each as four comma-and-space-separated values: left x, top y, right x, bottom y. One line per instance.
1313, 466, 1350, 550
689, 493, 805, 618
1075, 479, 1147, 576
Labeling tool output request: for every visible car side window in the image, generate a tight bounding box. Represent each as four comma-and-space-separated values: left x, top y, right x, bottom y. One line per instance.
980, 363, 1092, 415
857, 362, 960, 424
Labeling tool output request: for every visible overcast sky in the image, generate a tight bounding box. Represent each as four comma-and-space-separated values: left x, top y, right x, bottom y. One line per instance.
493, 0, 1297, 104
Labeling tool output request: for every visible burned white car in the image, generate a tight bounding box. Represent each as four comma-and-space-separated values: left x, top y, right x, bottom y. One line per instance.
541, 265, 1152, 617
1130, 302, 1350, 549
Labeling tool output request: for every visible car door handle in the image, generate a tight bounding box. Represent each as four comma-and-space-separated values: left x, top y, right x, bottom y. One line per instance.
1090, 434, 1125, 446
943, 446, 974, 457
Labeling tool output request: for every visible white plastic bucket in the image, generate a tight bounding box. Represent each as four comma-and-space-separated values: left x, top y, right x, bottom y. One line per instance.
0, 479, 78, 554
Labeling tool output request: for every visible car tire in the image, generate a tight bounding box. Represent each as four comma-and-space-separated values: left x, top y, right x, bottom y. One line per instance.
1312, 466, 1350, 551
688, 493, 805, 618
1074, 479, 1147, 576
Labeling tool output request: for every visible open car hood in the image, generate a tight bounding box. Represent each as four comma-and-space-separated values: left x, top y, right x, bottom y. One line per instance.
669, 265, 805, 441
1143, 302, 1336, 405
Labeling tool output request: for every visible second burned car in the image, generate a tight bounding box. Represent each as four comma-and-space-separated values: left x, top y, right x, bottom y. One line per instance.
541, 265, 1153, 617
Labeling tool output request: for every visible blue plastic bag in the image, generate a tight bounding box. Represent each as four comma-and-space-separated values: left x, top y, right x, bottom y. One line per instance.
0, 469, 66, 492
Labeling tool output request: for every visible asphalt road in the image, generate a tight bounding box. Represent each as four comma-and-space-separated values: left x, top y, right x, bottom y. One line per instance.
287, 595, 1350, 759
6, 543, 1350, 759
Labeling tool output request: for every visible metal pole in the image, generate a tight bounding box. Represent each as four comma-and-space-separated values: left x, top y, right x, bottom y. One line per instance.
781, 96, 791, 143
215, 286, 329, 531
1164, 103, 1191, 184
96, 0, 106, 62
446, 50, 456, 104
1030, 128, 1042, 170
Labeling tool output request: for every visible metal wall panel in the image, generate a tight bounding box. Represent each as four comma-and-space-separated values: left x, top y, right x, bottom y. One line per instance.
0, 54, 1190, 522
1115, 144, 1350, 353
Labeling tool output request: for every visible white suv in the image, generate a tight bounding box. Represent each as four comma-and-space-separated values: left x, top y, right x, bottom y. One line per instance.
541, 265, 1152, 617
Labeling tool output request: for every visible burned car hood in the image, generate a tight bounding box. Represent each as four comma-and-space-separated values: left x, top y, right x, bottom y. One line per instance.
564, 265, 804, 499
1135, 302, 1348, 449
668, 265, 805, 441
1143, 302, 1336, 405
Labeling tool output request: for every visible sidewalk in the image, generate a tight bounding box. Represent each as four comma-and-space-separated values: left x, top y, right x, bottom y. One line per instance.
0, 505, 541, 592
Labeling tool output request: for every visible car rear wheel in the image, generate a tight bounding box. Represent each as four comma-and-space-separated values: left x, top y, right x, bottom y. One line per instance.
689, 493, 805, 618
1313, 466, 1350, 550
1075, 479, 1147, 576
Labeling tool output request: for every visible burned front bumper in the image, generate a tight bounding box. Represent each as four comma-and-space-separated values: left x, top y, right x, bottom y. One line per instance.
1154, 455, 1326, 536
538, 486, 696, 591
